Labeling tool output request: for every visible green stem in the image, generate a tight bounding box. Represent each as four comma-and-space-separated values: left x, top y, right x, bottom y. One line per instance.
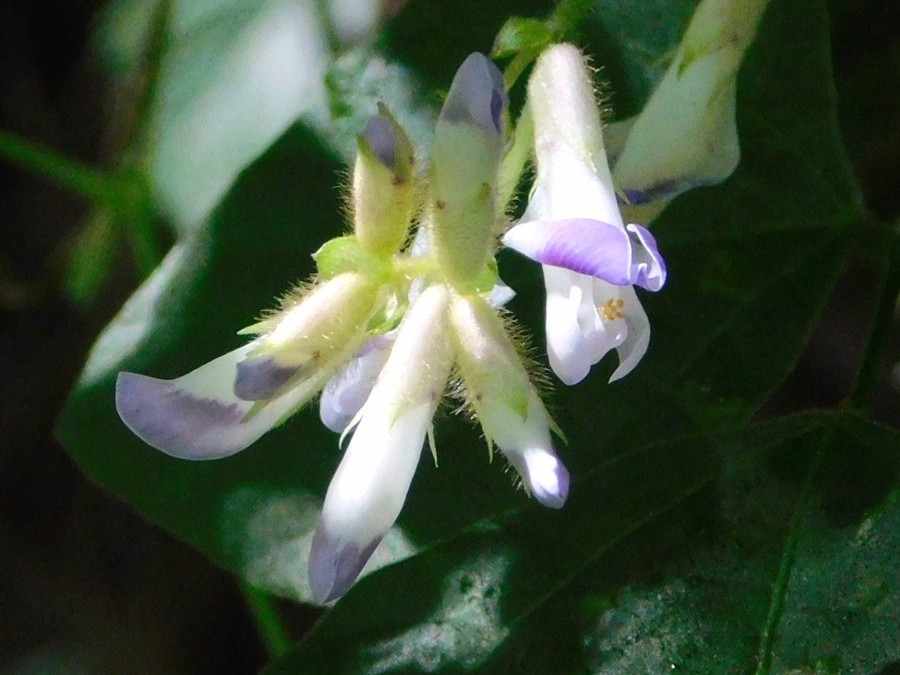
240, 583, 292, 658
115, 0, 172, 277
126, 187, 163, 276
503, 49, 540, 91
497, 103, 534, 211
850, 225, 900, 411
0, 129, 120, 205
754, 443, 825, 675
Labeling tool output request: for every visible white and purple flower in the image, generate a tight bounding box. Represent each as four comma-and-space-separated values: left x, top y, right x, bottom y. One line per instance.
117, 52, 570, 605
503, 44, 667, 385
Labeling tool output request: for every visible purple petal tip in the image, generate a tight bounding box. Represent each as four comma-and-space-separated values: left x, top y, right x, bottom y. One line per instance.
531, 460, 570, 509
308, 525, 382, 603
233, 357, 299, 401
441, 52, 507, 135
504, 218, 635, 285
115, 371, 245, 460
622, 176, 714, 205
625, 224, 666, 291
361, 113, 398, 170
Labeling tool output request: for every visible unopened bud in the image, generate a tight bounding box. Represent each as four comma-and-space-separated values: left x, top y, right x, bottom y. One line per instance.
430, 53, 507, 290
450, 293, 569, 508
353, 104, 416, 257
613, 0, 770, 207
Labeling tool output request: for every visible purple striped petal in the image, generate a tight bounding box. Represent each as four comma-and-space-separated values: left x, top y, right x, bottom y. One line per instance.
440, 52, 507, 136
115, 345, 326, 460
503, 218, 635, 285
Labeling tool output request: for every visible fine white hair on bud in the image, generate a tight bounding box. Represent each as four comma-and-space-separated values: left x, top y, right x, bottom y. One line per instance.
353, 104, 417, 257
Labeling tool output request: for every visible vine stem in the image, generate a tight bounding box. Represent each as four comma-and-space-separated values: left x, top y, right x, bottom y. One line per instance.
240, 583, 292, 659
0, 129, 121, 205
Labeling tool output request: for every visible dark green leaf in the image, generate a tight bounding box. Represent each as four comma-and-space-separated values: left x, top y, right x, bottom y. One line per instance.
491, 17, 555, 59
266, 413, 900, 674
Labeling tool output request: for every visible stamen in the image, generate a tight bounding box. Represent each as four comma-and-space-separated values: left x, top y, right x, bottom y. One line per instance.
600, 298, 625, 322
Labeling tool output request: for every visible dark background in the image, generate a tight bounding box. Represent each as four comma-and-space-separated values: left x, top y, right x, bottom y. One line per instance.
1, 1, 898, 672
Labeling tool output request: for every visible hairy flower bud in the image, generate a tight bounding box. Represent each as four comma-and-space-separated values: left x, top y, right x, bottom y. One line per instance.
430, 53, 507, 290
353, 104, 417, 257
450, 293, 569, 508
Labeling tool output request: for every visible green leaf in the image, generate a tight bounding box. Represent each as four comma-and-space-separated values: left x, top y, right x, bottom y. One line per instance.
65, 210, 119, 305
265, 413, 900, 673
491, 17, 556, 59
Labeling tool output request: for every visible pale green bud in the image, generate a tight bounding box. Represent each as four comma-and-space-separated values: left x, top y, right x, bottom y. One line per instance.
613, 0, 770, 212
450, 293, 569, 508
353, 104, 416, 257
430, 53, 507, 291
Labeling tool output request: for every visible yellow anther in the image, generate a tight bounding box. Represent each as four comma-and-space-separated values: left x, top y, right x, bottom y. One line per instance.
600, 298, 625, 322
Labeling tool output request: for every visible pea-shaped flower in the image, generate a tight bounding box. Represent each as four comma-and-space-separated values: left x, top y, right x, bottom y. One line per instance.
503, 44, 666, 385
116, 52, 570, 604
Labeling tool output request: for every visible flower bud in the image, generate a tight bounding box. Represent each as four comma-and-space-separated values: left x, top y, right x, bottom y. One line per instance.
353, 104, 416, 257
450, 294, 569, 508
234, 273, 381, 400
613, 0, 769, 206
430, 53, 507, 290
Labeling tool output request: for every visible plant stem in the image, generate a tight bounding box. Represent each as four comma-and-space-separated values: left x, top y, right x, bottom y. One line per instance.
240, 582, 292, 659
851, 224, 900, 411
0, 129, 120, 205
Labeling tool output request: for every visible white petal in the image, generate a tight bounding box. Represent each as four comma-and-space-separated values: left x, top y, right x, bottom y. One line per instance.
609, 284, 651, 382
526, 45, 623, 228
486, 277, 515, 308
544, 266, 621, 385
318, 332, 395, 433
309, 400, 433, 603
116, 344, 329, 460
308, 285, 453, 602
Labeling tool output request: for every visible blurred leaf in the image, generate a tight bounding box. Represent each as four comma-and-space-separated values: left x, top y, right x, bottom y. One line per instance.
60, 0, 866, 625
266, 412, 899, 673
491, 17, 556, 59
95, 0, 382, 233
64, 210, 119, 306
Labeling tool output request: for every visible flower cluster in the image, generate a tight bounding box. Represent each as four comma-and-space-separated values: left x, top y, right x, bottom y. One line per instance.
116, 0, 759, 603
